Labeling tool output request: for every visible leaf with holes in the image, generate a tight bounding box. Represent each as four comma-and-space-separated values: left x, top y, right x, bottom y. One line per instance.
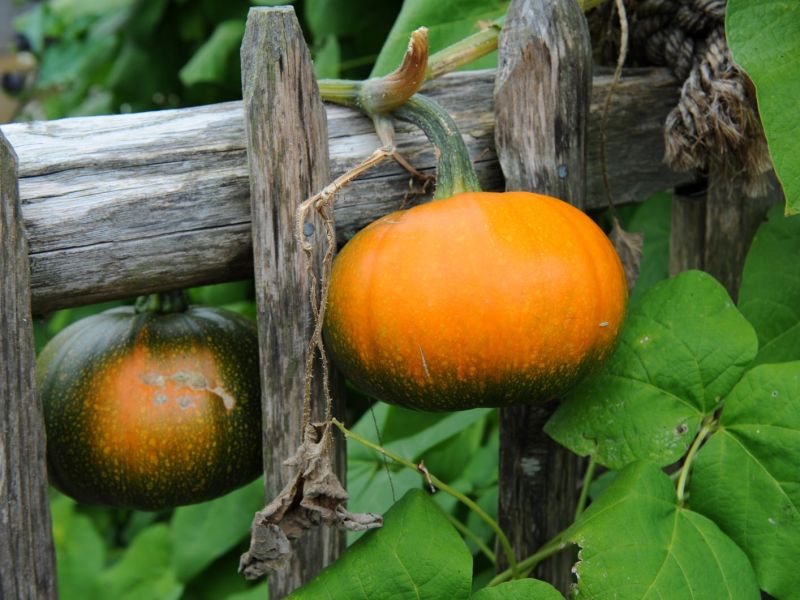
287, 489, 472, 600
690, 362, 800, 599
738, 205, 800, 365
566, 462, 760, 599
727, 0, 800, 214
546, 271, 758, 469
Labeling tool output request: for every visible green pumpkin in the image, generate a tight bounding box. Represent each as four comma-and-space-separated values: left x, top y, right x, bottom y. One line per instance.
37, 292, 262, 511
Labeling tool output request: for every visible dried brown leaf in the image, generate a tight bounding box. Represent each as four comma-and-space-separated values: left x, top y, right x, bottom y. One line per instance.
610, 217, 644, 292
239, 422, 383, 580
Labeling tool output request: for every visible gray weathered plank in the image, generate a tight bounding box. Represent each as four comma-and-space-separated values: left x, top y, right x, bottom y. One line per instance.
0, 130, 57, 599
240, 8, 343, 597
493, 0, 589, 591
0, 68, 685, 314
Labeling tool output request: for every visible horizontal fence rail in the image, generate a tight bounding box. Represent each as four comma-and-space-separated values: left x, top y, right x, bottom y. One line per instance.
1, 68, 687, 314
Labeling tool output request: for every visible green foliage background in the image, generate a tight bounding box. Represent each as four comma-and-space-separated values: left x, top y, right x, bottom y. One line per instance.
13, 0, 800, 598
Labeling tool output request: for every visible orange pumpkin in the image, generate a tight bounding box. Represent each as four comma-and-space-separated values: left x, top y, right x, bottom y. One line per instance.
324, 191, 627, 411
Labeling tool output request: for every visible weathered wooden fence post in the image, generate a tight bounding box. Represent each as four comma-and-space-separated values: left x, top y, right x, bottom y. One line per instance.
670, 172, 782, 299
240, 8, 344, 598
493, 0, 591, 591
0, 131, 57, 598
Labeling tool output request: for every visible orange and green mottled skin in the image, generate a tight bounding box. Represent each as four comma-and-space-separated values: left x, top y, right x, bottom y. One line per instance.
37, 305, 262, 511
324, 191, 628, 411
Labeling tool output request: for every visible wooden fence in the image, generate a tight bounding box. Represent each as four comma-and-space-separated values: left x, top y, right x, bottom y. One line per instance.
0, 1, 782, 598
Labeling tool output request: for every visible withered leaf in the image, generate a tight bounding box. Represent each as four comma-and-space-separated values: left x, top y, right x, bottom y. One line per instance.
239, 422, 383, 580
610, 217, 644, 292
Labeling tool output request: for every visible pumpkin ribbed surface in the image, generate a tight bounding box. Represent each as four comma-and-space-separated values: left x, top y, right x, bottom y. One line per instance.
324, 191, 627, 411
37, 305, 262, 510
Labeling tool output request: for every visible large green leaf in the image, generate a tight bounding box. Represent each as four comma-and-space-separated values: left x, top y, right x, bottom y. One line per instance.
287, 489, 473, 600
690, 362, 800, 599
37, 36, 117, 87
50, 0, 135, 20
181, 547, 267, 600
471, 579, 563, 599
738, 205, 800, 365
50, 494, 106, 600
371, 0, 507, 76
727, 0, 800, 215
567, 462, 760, 599
179, 19, 246, 86
546, 271, 758, 468
171, 477, 265, 582
95, 524, 183, 600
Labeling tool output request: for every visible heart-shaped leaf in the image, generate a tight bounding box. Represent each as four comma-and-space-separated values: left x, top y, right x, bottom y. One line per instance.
546, 271, 758, 468
727, 0, 800, 214
738, 205, 800, 365
287, 489, 472, 600
690, 362, 800, 599
566, 462, 760, 599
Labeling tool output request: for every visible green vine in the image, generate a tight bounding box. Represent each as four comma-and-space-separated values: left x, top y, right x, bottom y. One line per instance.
330, 417, 520, 579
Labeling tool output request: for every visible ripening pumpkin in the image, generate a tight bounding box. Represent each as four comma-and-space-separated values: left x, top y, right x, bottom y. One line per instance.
323, 191, 628, 411
37, 292, 262, 511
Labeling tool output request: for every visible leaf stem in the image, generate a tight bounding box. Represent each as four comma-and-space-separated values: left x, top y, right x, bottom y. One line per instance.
676, 417, 715, 505
445, 513, 496, 565
425, 18, 503, 81
574, 455, 597, 520
330, 417, 518, 579
487, 532, 570, 586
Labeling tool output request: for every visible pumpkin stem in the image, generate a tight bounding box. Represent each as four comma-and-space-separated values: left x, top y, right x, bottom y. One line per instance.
134, 290, 189, 314
395, 93, 482, 198
317, 28, 429, 115
317, 19, 503, 113
360, 27, 429, 114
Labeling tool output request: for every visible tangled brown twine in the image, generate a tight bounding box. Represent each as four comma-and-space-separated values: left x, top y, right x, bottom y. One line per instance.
591, 0, 772, 196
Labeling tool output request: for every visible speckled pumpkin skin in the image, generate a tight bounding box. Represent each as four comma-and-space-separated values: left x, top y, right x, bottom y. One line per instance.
37, 306, 262, 510
324, 191, 628, 411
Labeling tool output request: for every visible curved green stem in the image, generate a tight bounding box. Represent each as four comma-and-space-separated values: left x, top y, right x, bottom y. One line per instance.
425, 18, 503, 80
574, 455, 597, 520
676, 417, 716, 505
487, 532, 570, 586
330, 417, 518, 579
318, 27, 429, 115
394, 94, 481, 198
445, 513, 496, 565
317, 20, 503, 111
